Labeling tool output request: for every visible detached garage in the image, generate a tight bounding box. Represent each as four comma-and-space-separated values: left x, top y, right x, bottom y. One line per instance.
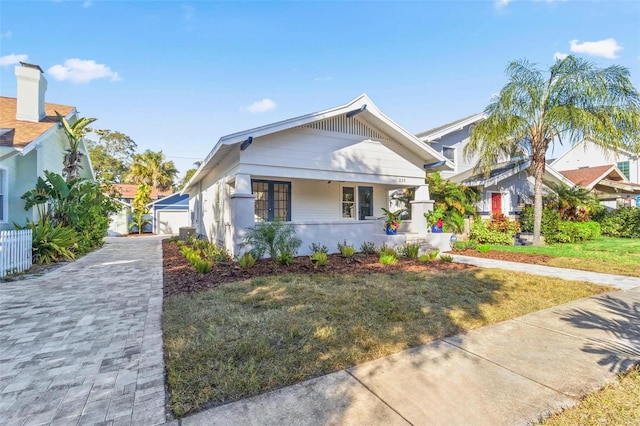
148, 193, 190, 235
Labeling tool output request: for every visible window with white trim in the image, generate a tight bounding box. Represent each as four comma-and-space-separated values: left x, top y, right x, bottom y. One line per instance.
617, 161, 630, 180
442, 147, 455, 162
342, 187, 355, 219
252, 180, 291, 222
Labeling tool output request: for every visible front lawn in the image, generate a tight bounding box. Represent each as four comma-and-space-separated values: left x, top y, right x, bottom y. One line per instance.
540, 364, 640, 425
163, 267, 613, 417
490, 237, 640, 277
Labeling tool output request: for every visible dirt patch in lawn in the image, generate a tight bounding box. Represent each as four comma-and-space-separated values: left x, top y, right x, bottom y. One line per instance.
455, 249, 555, 264
163, 240, 473, 297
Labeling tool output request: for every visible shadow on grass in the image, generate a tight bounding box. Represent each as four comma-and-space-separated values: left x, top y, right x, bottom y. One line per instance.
561, 293, 640, 373
164, 267, 607, 421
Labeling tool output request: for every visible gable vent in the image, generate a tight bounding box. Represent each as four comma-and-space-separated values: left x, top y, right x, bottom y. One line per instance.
302, 116, 393, 142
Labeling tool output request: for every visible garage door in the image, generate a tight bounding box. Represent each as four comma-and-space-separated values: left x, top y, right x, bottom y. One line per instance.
156, 210, 190, 235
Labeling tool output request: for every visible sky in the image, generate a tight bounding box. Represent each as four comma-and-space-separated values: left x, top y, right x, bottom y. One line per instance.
1, 0, 639, 179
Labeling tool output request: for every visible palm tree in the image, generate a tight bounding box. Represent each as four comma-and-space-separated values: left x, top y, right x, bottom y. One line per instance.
56, 111, 98, 182
465, 56, 640, 245
177, 161, 202, 191
127, 149, 178, 191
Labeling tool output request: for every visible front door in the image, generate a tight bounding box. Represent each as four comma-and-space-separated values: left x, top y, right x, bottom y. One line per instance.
491, 192, 502, 215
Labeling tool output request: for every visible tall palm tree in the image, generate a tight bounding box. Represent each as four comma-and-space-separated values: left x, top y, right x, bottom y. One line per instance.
56, 111, 98, 182
465, 56, 640, 245
128, 149, 178, 191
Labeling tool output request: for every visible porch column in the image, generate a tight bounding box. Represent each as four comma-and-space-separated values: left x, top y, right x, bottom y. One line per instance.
410, 184, 434, 236
230, 173, 255, 256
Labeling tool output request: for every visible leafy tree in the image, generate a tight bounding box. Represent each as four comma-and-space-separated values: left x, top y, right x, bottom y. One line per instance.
545, 182, 599, 221
130, 183, 152, 234
465, 56, 640, 245
176, 161, 201, 191
20, 171, 121, 258
128, 149, 178, 191
426, 172, 479, 233
55, 111, 98, 182
87, 130, 137, 183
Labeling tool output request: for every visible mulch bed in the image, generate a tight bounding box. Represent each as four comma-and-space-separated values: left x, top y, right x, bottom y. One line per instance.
162, 240, 473, 297
455, 249, 555, 264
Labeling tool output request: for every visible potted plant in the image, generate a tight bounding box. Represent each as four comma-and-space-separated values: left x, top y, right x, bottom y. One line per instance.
425, 206, 445, 233
381, 208, 403, 235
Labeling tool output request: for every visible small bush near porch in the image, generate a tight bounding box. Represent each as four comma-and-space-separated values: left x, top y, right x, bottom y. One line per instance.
163, 246, 612, 417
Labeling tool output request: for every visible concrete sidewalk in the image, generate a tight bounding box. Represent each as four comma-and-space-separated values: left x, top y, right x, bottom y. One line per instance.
180, 261, 640, 426
0, 236, 166, 426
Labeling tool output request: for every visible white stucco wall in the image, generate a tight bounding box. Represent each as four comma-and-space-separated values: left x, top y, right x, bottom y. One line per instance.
552, 141, 639, 184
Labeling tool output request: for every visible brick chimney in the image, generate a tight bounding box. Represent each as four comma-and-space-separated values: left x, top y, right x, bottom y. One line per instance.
15, 62, 47, 122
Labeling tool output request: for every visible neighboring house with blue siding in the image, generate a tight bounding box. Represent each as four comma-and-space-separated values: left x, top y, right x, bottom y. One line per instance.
147, 193, 189, 235
0, 63, 94, 230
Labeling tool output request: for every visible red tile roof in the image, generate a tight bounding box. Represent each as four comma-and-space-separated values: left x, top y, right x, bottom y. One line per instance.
0, 96, 75, 148
558, 165, 622, 188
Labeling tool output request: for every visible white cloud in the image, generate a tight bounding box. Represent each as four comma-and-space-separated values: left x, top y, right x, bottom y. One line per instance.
242, 99, 277, 113
314, 76, 333, 82
554, 52, 568, 60
495, 0, 513, 10
47, 58, 120, 83
83, 0, 92, 7
0, 30, 12, 39
569, 38, 622, 59
0, 53, 28, 67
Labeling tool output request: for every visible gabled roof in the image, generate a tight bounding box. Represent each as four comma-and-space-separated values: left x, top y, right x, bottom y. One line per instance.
0, 96, 75, 149
147, 192, 189, 208
111, 184, 173, 200
183, 94, 452, 192
551, 139, 637, 168
416, 113, 486, 142
558, 164, 626, 190
450, 158, 574, 188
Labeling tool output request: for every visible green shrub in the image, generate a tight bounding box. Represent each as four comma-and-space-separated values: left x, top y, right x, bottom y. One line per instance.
546, 221, 602, 244
237, 252, 256, 269
439, 254, 454, 262
359, 241, 377, 255
400, 243, 420, 259
277, 251, 295, 265
379, 247, 398, 259
470, 220, 516, 245
203, 244, 231, 264
310, 251, 328, 267
428, 249, 440, 260
379, 254, 398, 265
452, 241, 468, 251
477, 243, 491, 253
519, 206, 561, 236
337, 240, 356, 257
193, 258, 212, 274
243, 222, 302, 261
308, 243, 329, 254
466, 240, 478, 250
17, 218, 77, 264
593, 206, 640, 238
418, 254, 429, 262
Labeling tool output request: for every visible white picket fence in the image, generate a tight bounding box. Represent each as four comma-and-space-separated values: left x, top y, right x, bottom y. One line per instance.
0, 229, 33, 277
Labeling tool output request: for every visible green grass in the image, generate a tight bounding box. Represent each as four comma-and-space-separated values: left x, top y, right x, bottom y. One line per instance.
539, 365, 640, 425
491, 237, 640, 277
163, 269, 613, 417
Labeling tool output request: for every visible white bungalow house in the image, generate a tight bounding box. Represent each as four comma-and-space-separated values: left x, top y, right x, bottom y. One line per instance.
0, 62, 94, 230
182, 94, 453, 256
557, 164, 640, 209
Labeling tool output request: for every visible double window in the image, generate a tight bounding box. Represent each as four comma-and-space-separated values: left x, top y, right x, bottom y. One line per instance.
342, 186, 373, 220
252, 180, 291, 222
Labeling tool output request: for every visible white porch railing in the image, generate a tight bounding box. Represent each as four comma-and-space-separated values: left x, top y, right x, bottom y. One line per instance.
0, 229, 33, 277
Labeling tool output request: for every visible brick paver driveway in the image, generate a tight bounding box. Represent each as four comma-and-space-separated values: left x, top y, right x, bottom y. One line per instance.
0, 236, 166, 426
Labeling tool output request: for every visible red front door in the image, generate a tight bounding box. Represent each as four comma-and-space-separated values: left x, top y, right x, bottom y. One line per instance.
491, 193, 502, 214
